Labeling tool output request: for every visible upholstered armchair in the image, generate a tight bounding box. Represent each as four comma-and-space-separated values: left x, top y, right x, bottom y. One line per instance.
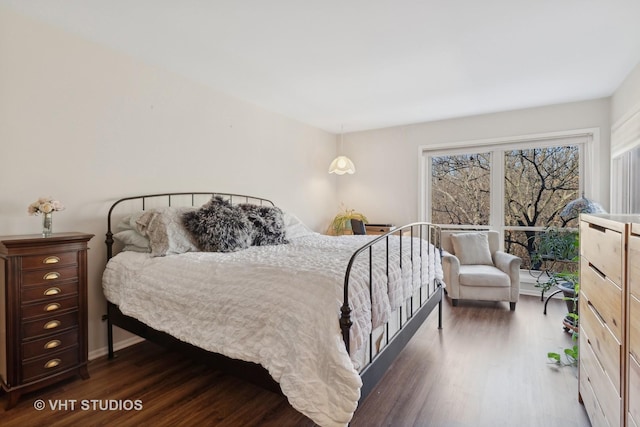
441, 230, 521, 310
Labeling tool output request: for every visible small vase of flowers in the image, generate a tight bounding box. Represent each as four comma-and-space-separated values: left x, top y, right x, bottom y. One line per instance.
27, 197, 65, 237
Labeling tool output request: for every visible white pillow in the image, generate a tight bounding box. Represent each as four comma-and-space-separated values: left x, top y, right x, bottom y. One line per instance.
135, 207, 199, 256
450, 232, 493, 265
282, 211, 315, 239
113, 230, 151, 252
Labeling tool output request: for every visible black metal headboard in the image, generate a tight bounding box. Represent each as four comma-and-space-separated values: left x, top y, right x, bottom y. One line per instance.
105, 192, 275, 260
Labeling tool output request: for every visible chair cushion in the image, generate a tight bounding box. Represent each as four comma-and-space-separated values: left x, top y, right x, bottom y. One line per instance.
459, 265, 510, 287
450, 232, 493, 265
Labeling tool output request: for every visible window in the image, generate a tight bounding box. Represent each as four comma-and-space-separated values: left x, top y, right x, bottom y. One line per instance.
431, 153, 491, 225
612, 146, 640, 213
611, 107, 640, 214
422, 130, 594, 272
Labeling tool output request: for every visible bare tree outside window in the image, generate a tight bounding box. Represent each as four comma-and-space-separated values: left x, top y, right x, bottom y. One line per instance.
431, 153, 491, 225
504, 146, 579, 270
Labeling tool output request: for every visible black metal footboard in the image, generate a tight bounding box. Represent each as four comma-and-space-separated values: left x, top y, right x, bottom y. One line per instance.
340, 223, 443, 402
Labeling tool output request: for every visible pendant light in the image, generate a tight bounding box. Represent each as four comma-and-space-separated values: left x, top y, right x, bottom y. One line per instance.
329, 126, 356, 175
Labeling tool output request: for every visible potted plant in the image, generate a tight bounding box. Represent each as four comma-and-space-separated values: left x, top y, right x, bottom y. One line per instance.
547, 275, 579, 366
530, 229, 580, 366
533, 228, 579, 297
328, 205, 368, 235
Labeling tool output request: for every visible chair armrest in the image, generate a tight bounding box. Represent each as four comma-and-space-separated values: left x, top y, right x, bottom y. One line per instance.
494, 251, 522, 275
494, 251, 521, 303
441, 250, 460, 295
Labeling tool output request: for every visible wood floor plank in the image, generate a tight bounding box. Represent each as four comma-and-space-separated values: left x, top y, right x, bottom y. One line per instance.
1, 295, 590, 426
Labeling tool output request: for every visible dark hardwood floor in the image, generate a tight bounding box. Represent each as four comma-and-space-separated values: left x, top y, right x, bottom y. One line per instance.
1, 295, 590, 426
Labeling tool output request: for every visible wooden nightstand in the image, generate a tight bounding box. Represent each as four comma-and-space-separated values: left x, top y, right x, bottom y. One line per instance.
0, 232, 93, 409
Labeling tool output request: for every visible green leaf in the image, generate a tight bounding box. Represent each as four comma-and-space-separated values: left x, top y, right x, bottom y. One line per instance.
547, 352, 561, 363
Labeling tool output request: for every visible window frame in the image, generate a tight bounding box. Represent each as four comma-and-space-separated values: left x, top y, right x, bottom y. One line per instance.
418, 128, 599, 252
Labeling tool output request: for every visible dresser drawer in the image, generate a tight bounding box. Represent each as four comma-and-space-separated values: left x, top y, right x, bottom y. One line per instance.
21, 280, 78, 303
581, 257, 623, 341
22, 346, 79, 383
580, 293, 622, 393
580, 359, 615, 427
580, 328, 620, 426
22, 328, 78, 361
630, 228, 640, 297
580, 220, 623, 285
21, 295, 78, 320
21, 252, 77, 270
630, 354, 640, 427
22, 311, 78, 340
631, 295, 640, 361
21, 265, 78, 287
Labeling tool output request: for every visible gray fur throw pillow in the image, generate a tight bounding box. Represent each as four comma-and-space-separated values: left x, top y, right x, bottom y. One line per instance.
182, 196, 252, 252
238, 203, 289, 246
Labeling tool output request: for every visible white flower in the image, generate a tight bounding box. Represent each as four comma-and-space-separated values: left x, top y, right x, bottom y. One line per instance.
27, 197, 65, 215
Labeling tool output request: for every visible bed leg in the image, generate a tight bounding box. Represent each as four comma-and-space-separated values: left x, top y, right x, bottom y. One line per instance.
106, 304, 115, 359
108, 318, 115, 359
438, 293, 443, 330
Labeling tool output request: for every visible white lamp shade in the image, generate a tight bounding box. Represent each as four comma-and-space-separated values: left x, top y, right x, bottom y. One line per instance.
328, 156, 356, 175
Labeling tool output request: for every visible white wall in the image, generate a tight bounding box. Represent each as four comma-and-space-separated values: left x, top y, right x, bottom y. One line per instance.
611, 60, 640, 124
339, 98, 611, 226
0, 7, 339, 357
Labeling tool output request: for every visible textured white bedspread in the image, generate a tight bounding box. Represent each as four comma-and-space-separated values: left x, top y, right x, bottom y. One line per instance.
102, 233, 442, 426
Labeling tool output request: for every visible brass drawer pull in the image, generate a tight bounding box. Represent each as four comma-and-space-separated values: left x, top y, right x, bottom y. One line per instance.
44, 339, 61, 350
43, 256, 60, 264
44, 287, 61, 296
45, 303, 61, 312
44, 359, 61, 369
44, 320, 61, 330
43, 272, 60, 280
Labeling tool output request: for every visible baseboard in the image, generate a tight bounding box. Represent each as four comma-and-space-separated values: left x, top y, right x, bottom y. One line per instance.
88, 336, 145, 361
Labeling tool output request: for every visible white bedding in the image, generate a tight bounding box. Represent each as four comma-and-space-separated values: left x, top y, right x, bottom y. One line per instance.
102, 232, 443, 427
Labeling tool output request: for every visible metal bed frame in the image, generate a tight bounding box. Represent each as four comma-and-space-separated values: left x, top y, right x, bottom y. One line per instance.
103, 192, 443, 405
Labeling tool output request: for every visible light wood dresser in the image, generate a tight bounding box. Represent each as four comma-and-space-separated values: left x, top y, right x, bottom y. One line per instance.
579, 214, 640, 427
628, 220, 640, 427
0, 232, 93, 409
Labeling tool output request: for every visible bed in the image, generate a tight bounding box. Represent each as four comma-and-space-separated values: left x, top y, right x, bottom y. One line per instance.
101, 192, 444, 426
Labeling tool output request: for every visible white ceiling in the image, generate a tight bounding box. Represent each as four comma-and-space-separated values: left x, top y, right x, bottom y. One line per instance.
2, 0, 640, 133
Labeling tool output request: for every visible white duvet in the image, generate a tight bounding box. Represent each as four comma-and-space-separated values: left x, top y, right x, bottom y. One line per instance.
102, 232, 443, 426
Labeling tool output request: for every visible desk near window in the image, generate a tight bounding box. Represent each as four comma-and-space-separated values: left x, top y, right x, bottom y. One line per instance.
365, 224, 395, 235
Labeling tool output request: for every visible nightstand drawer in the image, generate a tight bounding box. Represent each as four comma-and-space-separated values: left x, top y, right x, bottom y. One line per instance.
21, 265, 78, 286
22, 328, 78, 360
580, 257, 623, 341
22, 311, 78, 340
580, 220, 623, 285
21, 252, 77, 270
22, 346, 79, 383
21, 280, 78, 303
580, 294, 622, 393
21, 295, 78, 320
